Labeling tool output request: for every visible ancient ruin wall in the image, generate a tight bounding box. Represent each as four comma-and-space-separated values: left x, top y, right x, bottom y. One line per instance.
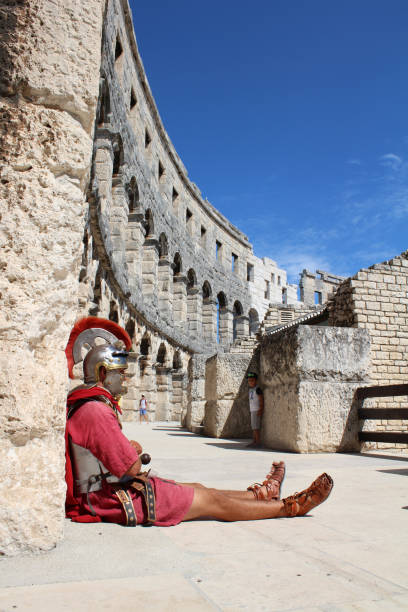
0, 0, 105, 555
328, 251, 408, 446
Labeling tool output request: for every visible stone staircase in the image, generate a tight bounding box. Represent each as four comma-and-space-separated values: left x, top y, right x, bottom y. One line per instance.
229, 335, 258, 354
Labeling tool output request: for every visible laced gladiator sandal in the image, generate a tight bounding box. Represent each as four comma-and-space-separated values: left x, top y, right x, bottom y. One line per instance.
282, 473, 333, 517
247, 461, 286, 501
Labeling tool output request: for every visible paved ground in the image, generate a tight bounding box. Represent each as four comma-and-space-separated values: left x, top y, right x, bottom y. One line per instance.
1, 422, 407, 611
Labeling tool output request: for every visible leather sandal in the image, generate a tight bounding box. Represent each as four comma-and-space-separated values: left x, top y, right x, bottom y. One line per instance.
247, 460, 286, 501
282, 473, 333, 517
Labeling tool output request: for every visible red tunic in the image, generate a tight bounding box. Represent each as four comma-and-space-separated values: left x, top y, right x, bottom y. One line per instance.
66, 400, 194, 526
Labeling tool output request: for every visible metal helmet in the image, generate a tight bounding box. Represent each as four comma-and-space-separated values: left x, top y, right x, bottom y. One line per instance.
83, 343, 128, 384
65, 317, 132, 384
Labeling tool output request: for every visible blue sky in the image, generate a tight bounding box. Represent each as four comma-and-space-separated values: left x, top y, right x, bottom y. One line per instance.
129, 0, 408, 283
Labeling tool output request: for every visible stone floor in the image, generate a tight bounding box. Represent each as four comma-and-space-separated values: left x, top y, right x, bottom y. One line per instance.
1, 422, 408, 611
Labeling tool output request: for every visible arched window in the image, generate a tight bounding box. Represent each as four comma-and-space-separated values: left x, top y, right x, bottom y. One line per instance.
157, 343, 166, 365
216, 292, 227, 344
109, 301, 119, 323
173, 350, 182, 370
187, 268, 196, 290
158, 233, 168, 259
97, 78, 111, 127
173, 252, 182, 276
125, 318, 135, 342
127, 177, 140, 216
248, 308, 259, 336
202, 281, 212, 300
233, 301, 243, 341
112, 136, 124, 177
140, 334, 150, 357
144, 209, 154, 238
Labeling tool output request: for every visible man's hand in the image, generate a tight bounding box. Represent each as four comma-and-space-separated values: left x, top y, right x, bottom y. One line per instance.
129, 440, 143, 454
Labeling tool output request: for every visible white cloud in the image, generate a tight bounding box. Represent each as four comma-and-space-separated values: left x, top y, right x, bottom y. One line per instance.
347, 158, 362, 166
379, 153, 403, 170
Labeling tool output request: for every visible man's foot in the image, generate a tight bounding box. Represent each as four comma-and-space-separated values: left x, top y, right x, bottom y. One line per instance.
247, 460, 285, 500
282, 473, 333, 517
246, 441, 261, 448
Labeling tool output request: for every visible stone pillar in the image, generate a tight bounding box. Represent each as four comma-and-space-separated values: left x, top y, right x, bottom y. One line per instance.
171, 371, 185, 421
202, 297, 217, 343
139, 357, 156, 421
158, 258, 173, 321
0, 0, 105, 555
155, 366, 171, 421
173, 274, 187, 324
142, 237, 159, 299
187, 288, 201, 338
94, 142, 113, 211
219, 307, 233, 347
125, 212, 144, 292
121, 352, 138, 422
110, 177, 128, 271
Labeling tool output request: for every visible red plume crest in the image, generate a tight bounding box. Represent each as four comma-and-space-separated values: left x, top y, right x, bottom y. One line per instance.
65, 317, 132, 379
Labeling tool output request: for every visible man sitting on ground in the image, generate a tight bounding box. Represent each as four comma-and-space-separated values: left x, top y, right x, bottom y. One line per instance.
65, 317, 333, 527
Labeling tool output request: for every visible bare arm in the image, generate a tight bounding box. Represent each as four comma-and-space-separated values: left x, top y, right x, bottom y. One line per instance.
124, 457, 142, 477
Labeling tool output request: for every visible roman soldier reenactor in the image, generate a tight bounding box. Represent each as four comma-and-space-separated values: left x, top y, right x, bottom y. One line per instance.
65, 317, 333, 527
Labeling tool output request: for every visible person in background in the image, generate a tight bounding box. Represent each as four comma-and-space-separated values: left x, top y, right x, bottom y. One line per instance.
247, 372, 263, 447
139, 394, 149, 423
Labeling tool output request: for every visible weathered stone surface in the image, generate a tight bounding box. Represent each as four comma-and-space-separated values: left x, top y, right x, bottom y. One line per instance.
0, 0, 104, 555
260, 326, 371, 452
203, 352, 258, 438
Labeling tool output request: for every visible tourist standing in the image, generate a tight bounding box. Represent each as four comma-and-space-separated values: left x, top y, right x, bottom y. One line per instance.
247, 372, 263, 447
139, 394, 149, 423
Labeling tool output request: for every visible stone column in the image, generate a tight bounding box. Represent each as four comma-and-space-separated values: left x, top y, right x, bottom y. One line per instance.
203, 297, 217, 343
219, 307, 233, 347
158, 258, 173, 321
171, 371, 185, 421
125, 212, 144, 292
0, 0, 105, 555
173, 274, 187, 324
142, 237, 159, 300
187, 288, 201, 338
155, 366, 171, 421
121, 352, 138, 421
110, 177, 128, 271
139, 357, 156, 421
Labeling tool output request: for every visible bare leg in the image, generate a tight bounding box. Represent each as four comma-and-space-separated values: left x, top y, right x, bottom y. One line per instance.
178, 482, 256, 500
182, 488, 285, 521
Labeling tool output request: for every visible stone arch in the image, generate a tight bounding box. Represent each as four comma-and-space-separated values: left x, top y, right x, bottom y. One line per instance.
144, 209, 154, 239
141, 209, 158, 298
186, 269, 200, 337
109, 300, 119, 323
202, 281, 216, 342
97, 77, 111, 127
127, 177, 140, 216
173, 252, 182, 276
158, 233, 168, 259
217, 291, 230, 345
202, 280, 212, 299
248, 308, 260, 336
172, 350, 182, 370
125, 318, 135, 342
233, 300, 245, 341
173, 253, 186, 323
112, 135, 124, 178
140, 333, 151, 357
156, 342, 167, 365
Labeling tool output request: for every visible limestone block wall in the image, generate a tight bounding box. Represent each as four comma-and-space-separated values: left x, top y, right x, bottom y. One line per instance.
259, 326, 371, 452
203, 352, 259, 438
0, 0, 105, 555
327, 250, 408, 448
300, 269, 345, 305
